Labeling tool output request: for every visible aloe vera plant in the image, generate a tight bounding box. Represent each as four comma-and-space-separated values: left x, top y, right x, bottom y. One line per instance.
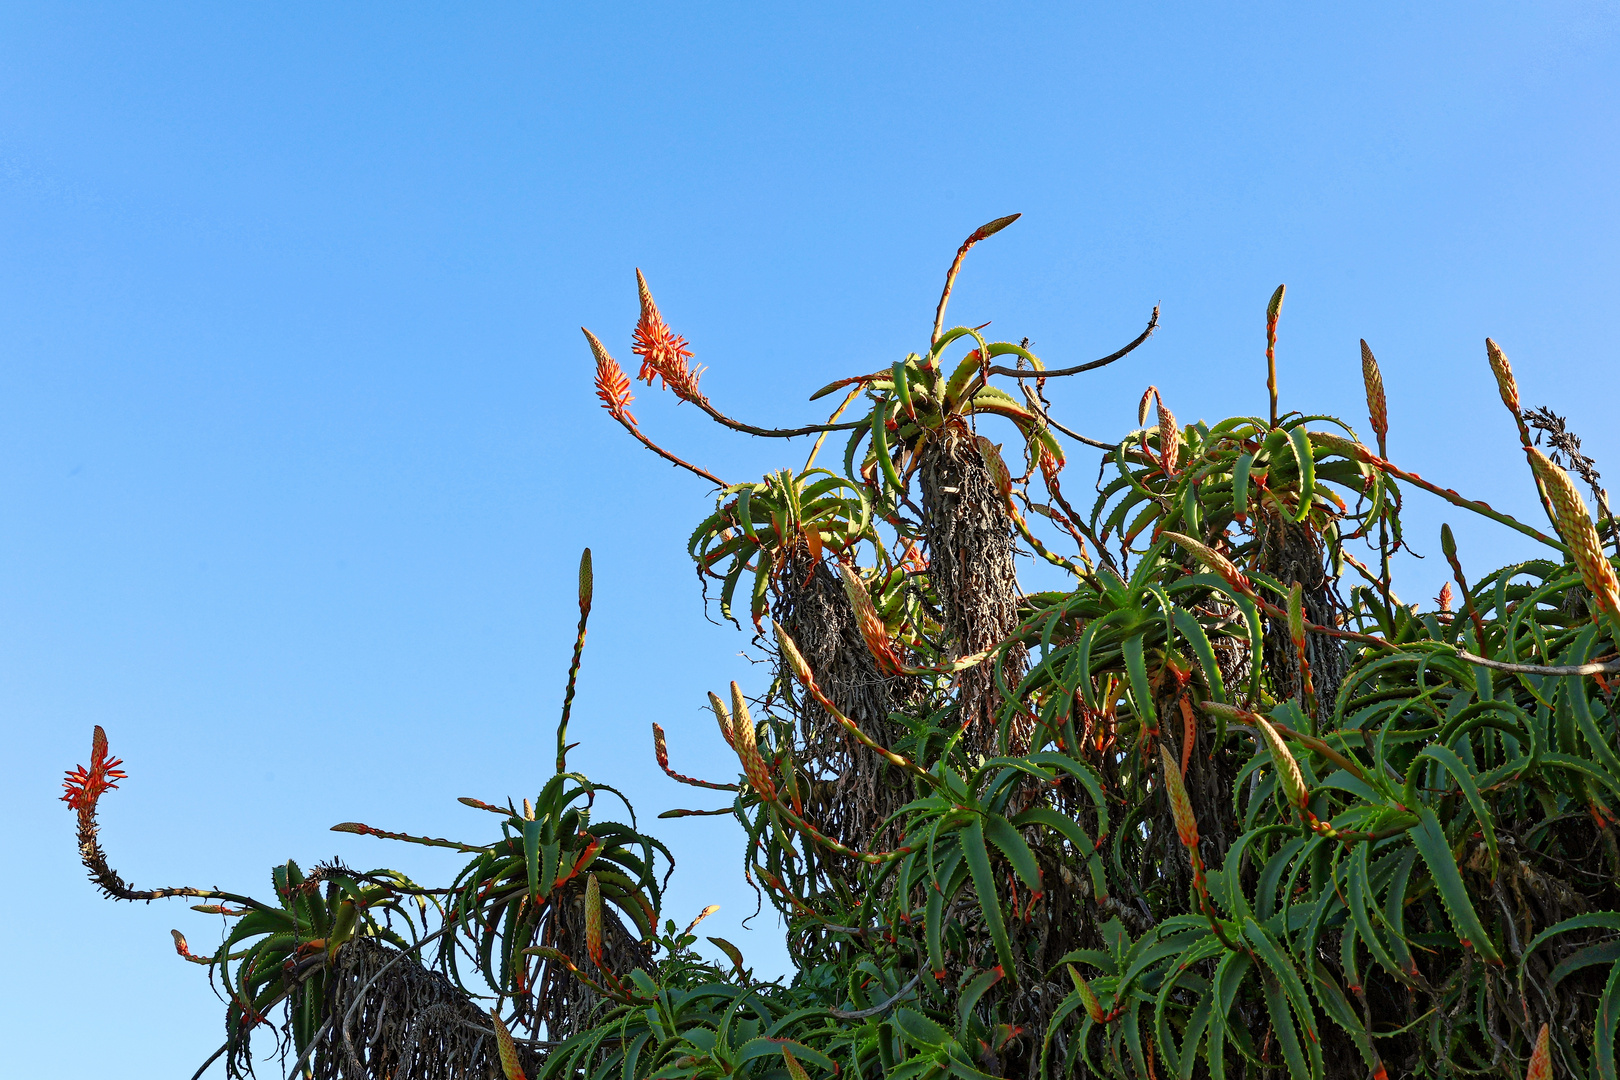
67, 219, 1620, 1079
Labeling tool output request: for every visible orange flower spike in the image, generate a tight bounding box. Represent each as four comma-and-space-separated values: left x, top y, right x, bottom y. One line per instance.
1160, 531, 1255, 597
62, 725, 127, 811
838, 561, 903, 675
1068, 965, 1109, 1025
1159, 744, 1200, 851
1528, 446, 1620, 625
1486, 337, 1544, 457
584, 329, 638, 425
782, 1047, 813, 1080
632, 269, 704, 404
776, 621, 815, 685
707, 691, 737, 749
490, 1009, 529, 1080
1136, 387, 1178, 474
1525, 1022, 1551, 1080
1137, 387, 1180, 476
585, 872, 604, 970
1256, 716, 1311, 811
1437, 582, 1454, 613
1178, 697, 1197, 779
729, 682, 777, 802
1360, 339, 1388, 452
1158, 398, 1180, 475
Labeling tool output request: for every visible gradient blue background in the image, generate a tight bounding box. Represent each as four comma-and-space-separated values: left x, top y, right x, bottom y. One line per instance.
4, 5, 1617, 1075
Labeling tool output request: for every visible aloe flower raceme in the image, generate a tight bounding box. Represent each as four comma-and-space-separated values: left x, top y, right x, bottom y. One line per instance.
64, 727, 267, 907
61, 725, 126, 812
491, 1010, 529, 1080
582, 328, 725, 487
1067, 964, 1110, 1025
706, 690, 736, 748
682, 903, 721, 937
837, 560, 906, 676
1360, 339, 1388, 453
632, 269, 704, 404
781, 1046, 813, 1080
1529, 444, 1620, 629
1137, 385, 1180, 476
170, 929, 211, 965
932, 213, 1021, 346
1156, 395, 1179, 475
652, 722, 738, 792
725, 681, 777, 801
1486, 336, 1522, 418
1287, 580, 1317, 714
1158, 744, 1200, 851
1157, 743, 1245, 956
1488, 337, 1570, 538
1526, 1023, 1551, 1080
1159, 530, 1254, 596
591, 333, 637, 426
772, 619, 928, 779
556, 548, 593, 774
1255, 715, 1311, 811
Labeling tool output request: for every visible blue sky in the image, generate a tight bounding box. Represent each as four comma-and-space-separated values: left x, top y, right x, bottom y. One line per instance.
4, 4, 1618, 1075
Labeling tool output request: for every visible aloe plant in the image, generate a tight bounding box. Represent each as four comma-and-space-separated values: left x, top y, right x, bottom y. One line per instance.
67, 220, 1620, 1079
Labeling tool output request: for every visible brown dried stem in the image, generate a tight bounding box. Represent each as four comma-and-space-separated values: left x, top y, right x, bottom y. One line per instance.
982, 306, 1160, 381
605, 408, 728, 487
693, 397, 867, 439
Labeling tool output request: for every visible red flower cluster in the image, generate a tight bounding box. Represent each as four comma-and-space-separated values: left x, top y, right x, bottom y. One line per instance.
582, 328, 638, 425
632, 269, 704, 404
595, 350, 637, 425
61, 725, 127, 812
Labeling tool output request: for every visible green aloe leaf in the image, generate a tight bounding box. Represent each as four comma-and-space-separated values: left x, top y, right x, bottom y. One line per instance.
1410, 806, 1502, 964
962, 819, 1016, 982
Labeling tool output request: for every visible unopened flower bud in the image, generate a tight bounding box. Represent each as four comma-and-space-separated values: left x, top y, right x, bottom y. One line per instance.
1485, 338, 1520, 415
1161, 531, 1253, 595
1360, 339, 1387, 441
1159, 744, 1200, 850
729, 682, 776, 801
585, 873, 604, 970
491, 1010, 528, 1080
707, 692, 736, 749
1068, 964, 1109, 1024
1256, 717, 1310, 810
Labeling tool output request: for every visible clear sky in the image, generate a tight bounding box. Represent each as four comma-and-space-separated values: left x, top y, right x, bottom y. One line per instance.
4, 4, 1618, 1075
